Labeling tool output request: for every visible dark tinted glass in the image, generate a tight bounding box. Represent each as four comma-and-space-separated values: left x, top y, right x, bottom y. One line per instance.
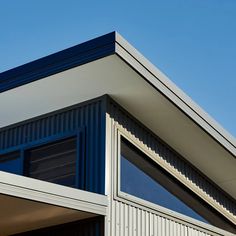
26, 137, 77, 187
0, 151, 22, 174
120, 137, 208, 223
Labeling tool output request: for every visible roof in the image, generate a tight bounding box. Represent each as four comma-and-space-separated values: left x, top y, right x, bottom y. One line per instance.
0, 32, 235, 199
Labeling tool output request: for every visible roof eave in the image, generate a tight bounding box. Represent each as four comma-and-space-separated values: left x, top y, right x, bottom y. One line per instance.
114, 32, 236, 157
0, 31, 235, 157
0, 32, 116, 93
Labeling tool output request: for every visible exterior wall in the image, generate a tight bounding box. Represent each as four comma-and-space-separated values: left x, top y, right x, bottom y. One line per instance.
0, 94, 235, 235
0, 96, 106, 194
105, 97, 235, 236
112, 200, 211, 236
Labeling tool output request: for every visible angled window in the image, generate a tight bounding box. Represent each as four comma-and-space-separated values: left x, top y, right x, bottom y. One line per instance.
119, 136, 229, 227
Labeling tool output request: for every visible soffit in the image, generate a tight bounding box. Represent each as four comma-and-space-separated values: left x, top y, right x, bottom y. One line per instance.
0, 55, 235, 200
0, 194, 96, 235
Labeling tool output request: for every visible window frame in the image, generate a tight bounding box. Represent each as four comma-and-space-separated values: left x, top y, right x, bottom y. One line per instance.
0, 128, 85, 188
116, 130, 200, 222
114, 128, 234, 231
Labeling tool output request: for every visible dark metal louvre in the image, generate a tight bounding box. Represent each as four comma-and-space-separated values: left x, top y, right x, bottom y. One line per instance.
26, 137, 77, 187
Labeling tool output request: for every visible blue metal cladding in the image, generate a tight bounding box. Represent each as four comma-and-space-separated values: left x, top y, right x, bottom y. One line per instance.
0, 96, 106, 194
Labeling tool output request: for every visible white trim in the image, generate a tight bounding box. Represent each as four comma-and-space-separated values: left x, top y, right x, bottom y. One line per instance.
114, 125, 235, 236
115, 32, 236, 157
104, 113, 113, 236
0, 171, 108, 216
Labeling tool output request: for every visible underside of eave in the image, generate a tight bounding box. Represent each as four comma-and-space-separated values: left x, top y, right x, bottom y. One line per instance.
0, 32, 235, 200
114, 33, 236, 158
0, 194, 97, 235
0, 52, 235, 198
0, 31, 235, 158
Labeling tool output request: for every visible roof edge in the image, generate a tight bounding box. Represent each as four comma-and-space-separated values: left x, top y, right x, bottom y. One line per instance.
114, 32, 236, 157
0, 31, 235, 157
0, 32, 116, 92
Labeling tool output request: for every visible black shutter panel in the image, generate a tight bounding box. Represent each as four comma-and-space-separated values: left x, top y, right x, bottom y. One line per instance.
26, 137, 77, 187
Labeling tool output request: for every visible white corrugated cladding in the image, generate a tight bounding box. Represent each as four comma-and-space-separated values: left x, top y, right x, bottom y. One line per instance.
105, 99, 235, 236
111, 200, 213, 236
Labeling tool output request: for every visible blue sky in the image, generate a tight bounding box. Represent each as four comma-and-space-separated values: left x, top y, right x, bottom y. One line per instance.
0, 0, 235, 137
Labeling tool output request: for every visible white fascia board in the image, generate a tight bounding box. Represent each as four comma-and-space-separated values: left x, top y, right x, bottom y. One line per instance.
115, 32, 236, 157
0, 171, 108, 216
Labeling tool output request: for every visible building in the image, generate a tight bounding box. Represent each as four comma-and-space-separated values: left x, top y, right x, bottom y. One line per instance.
0, 32, 235, 235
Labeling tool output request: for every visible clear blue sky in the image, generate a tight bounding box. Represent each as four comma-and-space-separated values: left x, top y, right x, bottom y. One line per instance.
0, 0, 235, 137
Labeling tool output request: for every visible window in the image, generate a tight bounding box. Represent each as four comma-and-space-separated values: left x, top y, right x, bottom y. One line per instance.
0, 132, 82, 188
119, 136, 209, 223
25, 137, 77, 187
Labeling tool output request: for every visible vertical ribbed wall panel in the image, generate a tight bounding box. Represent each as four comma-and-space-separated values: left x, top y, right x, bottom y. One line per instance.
112, 200, 215, 236
106, 97, 235, 235
0, 97, 106, 194
107, 99, 235, 218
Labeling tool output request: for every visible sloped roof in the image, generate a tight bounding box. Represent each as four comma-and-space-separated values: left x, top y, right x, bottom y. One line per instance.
0, 32, 235, 200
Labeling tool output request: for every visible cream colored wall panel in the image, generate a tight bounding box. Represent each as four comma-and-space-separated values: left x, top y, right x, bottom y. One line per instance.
106, 106, 235, 236
111, 200, 220, 236
107, 100, 235, 223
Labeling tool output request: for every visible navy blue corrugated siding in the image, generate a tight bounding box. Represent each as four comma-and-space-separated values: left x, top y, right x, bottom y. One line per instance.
0, 97, 106, 194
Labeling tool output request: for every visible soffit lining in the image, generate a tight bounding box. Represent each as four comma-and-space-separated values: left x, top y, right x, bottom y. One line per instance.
0, 194, 96, 235
0, 55, 235, 199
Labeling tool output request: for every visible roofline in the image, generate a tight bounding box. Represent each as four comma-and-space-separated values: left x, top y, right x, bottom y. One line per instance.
0, 32, 116, 92
0, 31, 235, 157
114, 32, 236, 157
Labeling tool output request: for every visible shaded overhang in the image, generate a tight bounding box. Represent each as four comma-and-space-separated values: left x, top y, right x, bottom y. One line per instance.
0, 171, 107, 235
0, 32, 235, 201
0, 195, 96, 235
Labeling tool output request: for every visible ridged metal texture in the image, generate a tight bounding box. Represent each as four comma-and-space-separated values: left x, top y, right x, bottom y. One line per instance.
13, 216, 104, 236
107, 98, 235, 235
0, 97, 106, 194
112, 200, 213, 236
